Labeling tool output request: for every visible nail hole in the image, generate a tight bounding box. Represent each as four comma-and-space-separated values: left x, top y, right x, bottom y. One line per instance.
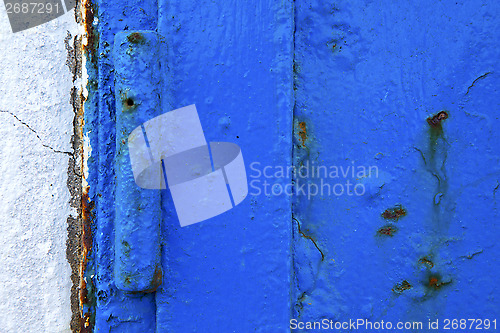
125, 98, 134, 107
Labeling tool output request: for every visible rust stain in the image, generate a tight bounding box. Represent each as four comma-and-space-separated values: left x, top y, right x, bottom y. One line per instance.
80, 186, 95, 332
81, 312, 92, 332
427, 275, 451, 290
125, 97, 135, 107
127, 32, 145, 44
381, 204, 407, 220
146, 265, 163, 293
80, 0, 97, 327
418, 257, 434, 269
377, 225, 398, 237
426, 110, 448, 128
392, 280, 412, 294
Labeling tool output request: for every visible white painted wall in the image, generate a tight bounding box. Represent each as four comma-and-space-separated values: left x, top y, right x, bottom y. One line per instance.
0, 8, 78, 333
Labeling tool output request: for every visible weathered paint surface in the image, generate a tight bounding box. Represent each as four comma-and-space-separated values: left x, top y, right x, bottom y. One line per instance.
292, 0, 500, 329
83, 0, 159, 331
86, 0, 293, 331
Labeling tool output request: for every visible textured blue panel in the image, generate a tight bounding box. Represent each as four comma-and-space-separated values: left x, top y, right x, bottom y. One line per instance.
87, 1, 159, 332
292, 0, 500, 331
155, 1, 294, 332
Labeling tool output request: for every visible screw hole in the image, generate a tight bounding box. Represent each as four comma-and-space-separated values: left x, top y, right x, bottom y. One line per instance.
125, 98, 134, 107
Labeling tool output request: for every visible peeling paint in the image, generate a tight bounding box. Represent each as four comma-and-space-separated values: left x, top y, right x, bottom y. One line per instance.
381, 204, 407, 221
392, 280, 412, 294
77, 0, 98, 331
377, 225, 398, 237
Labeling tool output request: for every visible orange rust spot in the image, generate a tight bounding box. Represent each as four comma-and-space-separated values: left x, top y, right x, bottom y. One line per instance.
427, 275, 451, 290
298, 121, 307, 147
377, 225, 398, 236
381, 205, 407, 221
81, 312, 92, 332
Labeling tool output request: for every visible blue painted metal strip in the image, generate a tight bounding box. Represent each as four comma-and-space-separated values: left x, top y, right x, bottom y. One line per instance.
87, 0, 159, 331
113, 31, 163, 292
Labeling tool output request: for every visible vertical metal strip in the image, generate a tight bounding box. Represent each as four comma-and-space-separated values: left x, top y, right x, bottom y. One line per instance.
113, 31, 163, 292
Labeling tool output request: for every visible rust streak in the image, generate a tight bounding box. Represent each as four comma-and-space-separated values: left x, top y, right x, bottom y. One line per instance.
79, 0, 98, 330
79, 186, 95, 332
82, 0, 98, 61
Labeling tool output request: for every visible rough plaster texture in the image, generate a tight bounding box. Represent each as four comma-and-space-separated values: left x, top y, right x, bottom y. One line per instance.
0, 8, 78, 333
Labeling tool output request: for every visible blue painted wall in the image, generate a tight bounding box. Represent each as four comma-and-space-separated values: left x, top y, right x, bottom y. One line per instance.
85, 0, 499, 331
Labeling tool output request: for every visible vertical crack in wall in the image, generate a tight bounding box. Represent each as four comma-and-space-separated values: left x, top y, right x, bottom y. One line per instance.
290, 0, 325, 319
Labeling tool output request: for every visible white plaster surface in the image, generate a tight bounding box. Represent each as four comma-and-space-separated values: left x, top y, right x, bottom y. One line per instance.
0, 8, 78, 333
